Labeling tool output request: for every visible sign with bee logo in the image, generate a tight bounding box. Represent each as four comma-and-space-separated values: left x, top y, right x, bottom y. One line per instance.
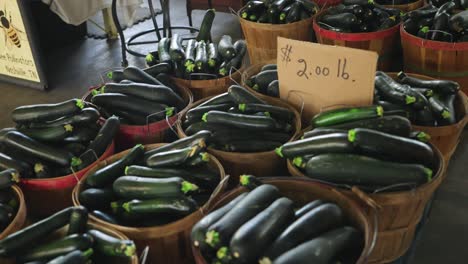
0, 0, 46, 89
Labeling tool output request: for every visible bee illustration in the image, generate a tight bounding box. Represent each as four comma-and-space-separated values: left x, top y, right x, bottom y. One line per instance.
0, 5, 25, 48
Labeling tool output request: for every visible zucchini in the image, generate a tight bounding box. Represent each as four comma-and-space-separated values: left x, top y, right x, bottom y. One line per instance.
85, 144, 144, 187
184, 39, 198, 73
450, 10, 468, 33
46, 249, 93, 264
305, 153, 433, 186
279, 4, 294, 22
414, 106, 436, 126
285, 2, 302, 23
108, 69, 125, 82
268, 6, 280, 24
328, 115, 412, 137
185, 122, 228, 136
121, 196, 197, 216
143, 62, 172, 77
437, 93, 456, 125
257, 12, 269, 23
211, 130, 291, 145
158, 38, 172, 63
113, 176, 198, 199
294, 199, 325, 219
101, 83, 185, 109
34, 162, 52, 179
186, 104, 233, 124
146, 145, 202, 167
195, 41, 208, 73
156, 73, 176, 91
229, 198, 295, 263
410, 131, 431, 143
20, 124, 74, 142
428, 96, 452, 122
239, 174, 263, 190
311, 106, 383, 127
0, 207, 73, 257
169, 34, 185, 62
0, 204, 14, 228
375, 74, 417, 106
202, 111, 278, 131
238, 103, 292, 121
20, 234, 93, 262
87, 229, 136, 257
0, 152, 32, 177
1, 131, 74, 167
79, 188, 115, 210
123, 66, 161, 85
185, 152, 210, 166
0, 169, 19, 189
262, 203, 344, 261
321, 13, 359, 30
207, 43, 219, 69
218, 35, 236, 60
255, 70, 278, 92
12, 99, 84, 124
411, 87, 434, 98
302, 128, 345, 139
205, 184, 280, 249
276, 133, 353, 158
273, 226, 361, 264
218, 40, 247, 76
197, 92, 234, 108
91, 210, 118, 225
397, 71, 459, 95
228, 85, 267, 105
28, 108, 100, 129
349, 128, 434, 166
267, 80, 280, 97
197, 9, 216, 42
67, 206, 88, 235
222, 140, 283, 152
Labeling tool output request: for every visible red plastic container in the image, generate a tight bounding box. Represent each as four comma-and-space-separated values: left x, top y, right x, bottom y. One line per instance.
315, 0, 342, 7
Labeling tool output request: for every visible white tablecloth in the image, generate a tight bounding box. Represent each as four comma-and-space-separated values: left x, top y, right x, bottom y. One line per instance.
42, 0, 143, 26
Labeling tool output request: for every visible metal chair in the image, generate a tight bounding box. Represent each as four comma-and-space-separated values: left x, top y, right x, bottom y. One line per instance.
186, 0, 245, 27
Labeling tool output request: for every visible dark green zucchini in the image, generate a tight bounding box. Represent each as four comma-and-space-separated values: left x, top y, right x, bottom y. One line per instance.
62, 126, 98, 144
27, 108, 100, 129
156, 73, 176, 91
87, 229, 136, 257
34, 162, 52, 179
207, 43, 219, 69
311, 106, 383, 127
91, 210, 118, 225
20, 124, 74, 142
186, 104, 233, 124
218, 35, 236, 60
302, 128, 345, 139
185, 152, 210, 166
414, 106, 436, 126
122, 66, 161, 85
169, 34, 185, 61
412, 87, 434, 98
211, 129, 290, 145
158, 38, 172, 63
409, 131, 431, 143
121, 196, 197, 216
349, 128, 434, 165
79, 188, 115, 210
185, 122, 228, 136
437, 93, 456, 125
85, 144, 144, 187
255, 70, 278, 92
12, 99, 85, 124
239, 174, 263, 190
67, 206, 88, 235
205, 184, 280, 249
377, 72, 427, 110
229, 85, 267, 105
267, 6, 280, 24
184, 39, 198, 73
267, 80, 280, 97
428, 96, 452, 123
375, 74, 417, 106
144, 130, 211, 160
257, 12, 269, 23
113, 176, 198, 199
0, 169, 19, 189
262, 203, 344, 261
273, 226, 361, 264
450, 10, 468, 33
218, 40, 247, 76
305, 153, 433, 186
0, 207, 73, 257
197, 9, 216, 42
261, 64, 277, 72
321, 13, 359, 30
197, 93, 233, 108
229, 198, 295, 263
285, 2, 302, 23
46, 249, 93, 264
276, 133, 353, 158
329, 115, 412, 137
238, 103, 292, 121
195, 41, 208, 72
143, 62, 172, 77
203, 111, 278, 131
0, 204, 14, 228
0, 152, 32, 177
107, 69, 125, 82
397, 71, 459, 95
20, 234, 93, 262
294, 199, 326, 219
145, 145, 202, 167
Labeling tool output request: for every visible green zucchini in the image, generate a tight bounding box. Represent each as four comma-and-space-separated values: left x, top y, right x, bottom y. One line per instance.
218, 40, 246, 76
186, 104, 233, 124
273, 226, 361, 264
67, 206, 88, 235
27, 108, 100, 129
46, 249, 93, 264
329, 115, 412, 137
267, 80, 280, 97
144, 130, 211, 160
228, 85, 267, 105
375, 74, 417, 106
238, 103, 292, 121
349, 128, 434, 166
211, 130, 290, 145
218, 35, 236, 60
203, 111, 278, 131
285, 2, 302, 23
108, 69, 125, 82
437, 93, 456, 125
197, 9, 216, 42
184, 39, 198, 73
91, 210, 118, 225
298, 0, 318, 15
156, 73, 176, 91
428, 96, 452, 122
122, 66, 161, 85
276, 133, 353, 158
414, 106, 435, 126
121, 196, 197, 216
20, 124, 74, 142
169, 34, 185, 62
255, 70, 278, 92
321, 13, 359, 30
411, 87, 434, 98
207, 43, 219, 69
305, 153, 433, 186
311, 106, 383, 127
376, 72, 427, 110
146, 145, 202, 167
185, 122, 228, 136
197, 92, 233, 108
87, 229, 136, 257
302, 128, 345, 139
205, 184, 280, 249
262, 203, 344, 261
294, 199, 326, 219
62, 125, 99, 144
113, 176, 198, 199
195, 41, 208, 72
12, 99, 85, 124
20, 234, 93, 262
0, 169, 20, 190
0, 152, 32, 177
257, 12, 269, 23
261, 64, 277, 71
229, 198, 295, 263
0, 207, 72, 256
185, 152, 210, 166
79, 188, 115, 210
85, 144, 144, 188
158, 38, 172, 63
239, 174, 263, 190
143, 62, 172, 77
267, 6, 280, 24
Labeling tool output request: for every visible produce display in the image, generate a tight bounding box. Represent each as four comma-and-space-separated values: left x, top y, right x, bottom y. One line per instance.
245, 64, 279, 97
276, 106, 437, 191
239, 0, 320, 24
429, 0, 468, 8
0, 180, 19, 233
0, 100, 117, 179
145, 10, 247, 79
181, 85, 296, 153
375, 71, 460, 126
191, 180, 363, 264
78, 132, 221, 227
317, 0, 402, 33
403, 2, 468, 42
0, 206, 137, 262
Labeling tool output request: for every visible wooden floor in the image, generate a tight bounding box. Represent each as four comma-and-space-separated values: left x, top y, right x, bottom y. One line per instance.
0, 0, 466, 263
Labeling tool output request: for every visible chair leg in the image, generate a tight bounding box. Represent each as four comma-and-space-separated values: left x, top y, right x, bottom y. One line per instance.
186, 0, 193, 27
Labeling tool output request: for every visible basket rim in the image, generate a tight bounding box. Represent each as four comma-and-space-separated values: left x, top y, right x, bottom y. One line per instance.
0, 185, 27, 239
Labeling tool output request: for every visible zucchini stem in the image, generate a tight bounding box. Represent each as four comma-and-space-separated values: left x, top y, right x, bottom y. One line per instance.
424, 168, 433, 182
348, 129, 356, 143
239, 175, 250, 186
293, 157, 305, 168
202, 113, 209, 122
200, 152, 210, 162
165, 107, 175, 117
441, 110, 451, 119
417, 132, 430, 142
238, 103, 246, 112
10, 170, 20, 183
376, 106, 384, 117
124, 166, 130, 175
123, 242, 137, 257
205, 230, 220, 247
122, 202, 131, 213
106, 72, 113, 80
71, 157, 82, 167
181, 181, 199, 193
275, 147, 284, 158
64, 124, 74, 132
146, 53, 154, 63
83, 248, 94, 258
405, 96, 416, 105
76, 99, 85, 109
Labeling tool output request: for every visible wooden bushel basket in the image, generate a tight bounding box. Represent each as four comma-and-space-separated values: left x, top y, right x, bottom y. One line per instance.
192, 177, 376, 264
313, 12, 401, 71
73, 144, 228, 264
176, 95, 302, 184
288, 144, 445, 263
0, 186, 27, 241
401, 25, 468, 95
241, 59, 277, 99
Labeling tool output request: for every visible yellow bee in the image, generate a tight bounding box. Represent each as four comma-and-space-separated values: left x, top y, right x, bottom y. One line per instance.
0, 7, 24, 48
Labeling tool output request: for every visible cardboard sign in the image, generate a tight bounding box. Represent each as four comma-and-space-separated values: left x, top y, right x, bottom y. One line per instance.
277, 37, 378, 121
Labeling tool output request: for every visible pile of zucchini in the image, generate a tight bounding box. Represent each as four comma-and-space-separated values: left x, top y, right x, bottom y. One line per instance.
403, 2, 468, 42
0, 100, 118, 179
245, 64, 279, 97
192, 179, 363, 264
93, 65, 187, 126
375, 71, 460, 126
0, 173, 19, 233
182, 85, 295, 153
277, 105, 437, 191
240, 0, 319, 24
318, 0, 402, 33
79, 132, 221, 227
430, 0, 468, 8
145, 10, 247, 79
0, 206, 137, 263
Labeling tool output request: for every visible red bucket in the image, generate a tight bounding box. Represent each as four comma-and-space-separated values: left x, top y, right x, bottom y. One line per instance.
313, 13, 401, 71
315, 0, 342, 7
400, 26, 468, 96
20, 141, 115, 217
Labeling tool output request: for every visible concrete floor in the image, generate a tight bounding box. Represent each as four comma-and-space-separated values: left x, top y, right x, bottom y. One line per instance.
0, 0, 466, 263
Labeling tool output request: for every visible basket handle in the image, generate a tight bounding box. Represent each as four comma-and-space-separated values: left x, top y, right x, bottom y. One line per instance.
202, 175, 230, 214
351, 186, 382, 210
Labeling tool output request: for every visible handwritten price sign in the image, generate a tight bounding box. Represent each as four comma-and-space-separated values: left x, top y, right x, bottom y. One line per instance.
277, 38, 378, 121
